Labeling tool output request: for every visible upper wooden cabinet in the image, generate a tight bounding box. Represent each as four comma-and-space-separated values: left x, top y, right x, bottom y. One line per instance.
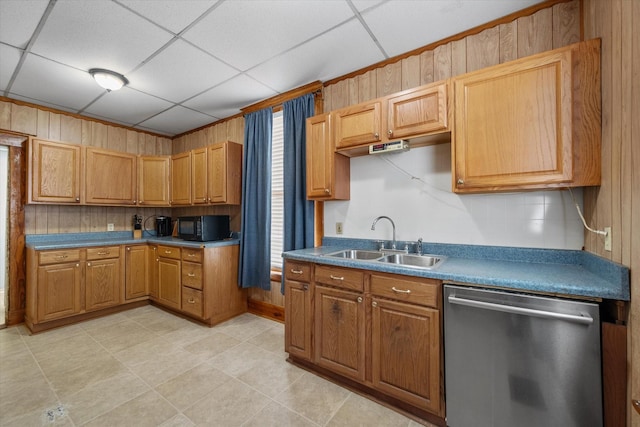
452, 39, 601, 193
306, 113, 350, 200
191, 147, 208, 204
138, 155, 170, 206
28, 138, 82, 204
333, 81, 449, 155
85, 147, 137, 205
207, 141, 242, 204
170, 151, 192, 206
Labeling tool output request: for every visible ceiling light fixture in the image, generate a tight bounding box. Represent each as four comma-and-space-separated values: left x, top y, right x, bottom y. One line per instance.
89, 68, 128, 92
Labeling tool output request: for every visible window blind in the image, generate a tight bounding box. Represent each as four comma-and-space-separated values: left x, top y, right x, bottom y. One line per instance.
271, 111, 284, 270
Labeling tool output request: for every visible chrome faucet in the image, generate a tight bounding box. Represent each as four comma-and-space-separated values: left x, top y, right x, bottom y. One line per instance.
417, 237, 423, 255
371, 216, 396, 249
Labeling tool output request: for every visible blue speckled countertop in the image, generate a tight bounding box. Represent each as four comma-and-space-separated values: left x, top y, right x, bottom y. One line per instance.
25, 231, 239, 250
283, 237, 630, 301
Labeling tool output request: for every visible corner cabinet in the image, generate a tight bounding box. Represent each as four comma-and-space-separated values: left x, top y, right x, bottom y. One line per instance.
27, 138, 82, 204
452, 38, 601, 193
306, 113, 350, 200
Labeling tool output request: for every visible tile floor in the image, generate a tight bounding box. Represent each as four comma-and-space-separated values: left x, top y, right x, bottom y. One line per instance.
0, 306, 436, 426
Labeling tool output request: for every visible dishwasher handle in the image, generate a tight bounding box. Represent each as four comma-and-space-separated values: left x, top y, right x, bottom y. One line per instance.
447, 294, 594, 325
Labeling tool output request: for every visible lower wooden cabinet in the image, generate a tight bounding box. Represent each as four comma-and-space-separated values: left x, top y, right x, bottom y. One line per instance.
85, 257, 121, 311
36, 258, 82, 322
125, 245, 148, 300
284, 261, 444, 422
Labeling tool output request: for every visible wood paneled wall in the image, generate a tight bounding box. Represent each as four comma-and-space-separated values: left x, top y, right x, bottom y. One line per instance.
582, 1, 640, 425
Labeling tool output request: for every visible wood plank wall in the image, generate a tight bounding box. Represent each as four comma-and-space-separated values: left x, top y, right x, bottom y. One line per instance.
583, 1, 640, 425
0, 99, 174, 234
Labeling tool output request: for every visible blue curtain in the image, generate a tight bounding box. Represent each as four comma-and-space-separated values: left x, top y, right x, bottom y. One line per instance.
281, 93, 315, 292
239, 108, 272, 290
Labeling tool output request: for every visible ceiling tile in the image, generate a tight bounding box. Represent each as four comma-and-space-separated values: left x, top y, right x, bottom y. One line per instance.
117, 0, 218, 34
363, 0, 542, 57
0, 45, 21, 91
11, 54, 105, 111
183, 0, 354, 71
30, 0, 173, 74
138, 105, 215, 136
183, 74, 277, 118
247, 19, 384, 92
0, 0, 49, 49
83, 87, 174, 125
126, 39, 238, 103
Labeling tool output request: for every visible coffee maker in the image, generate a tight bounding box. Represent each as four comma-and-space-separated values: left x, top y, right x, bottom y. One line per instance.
155, 216, 172, 237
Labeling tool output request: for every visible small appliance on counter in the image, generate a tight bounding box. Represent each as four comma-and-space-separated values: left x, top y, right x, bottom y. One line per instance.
177, 215, 230, 242
133, 214, 142, 239
155, 216, 172, 237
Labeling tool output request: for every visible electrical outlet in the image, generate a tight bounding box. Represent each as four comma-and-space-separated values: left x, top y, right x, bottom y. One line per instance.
107, 223, 114, 231
335, 222, 343, 235
604, 227, 611, 251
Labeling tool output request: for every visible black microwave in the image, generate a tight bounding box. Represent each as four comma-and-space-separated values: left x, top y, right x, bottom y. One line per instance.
177, 215, 230, 242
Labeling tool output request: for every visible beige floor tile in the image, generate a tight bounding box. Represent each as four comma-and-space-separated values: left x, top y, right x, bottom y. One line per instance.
236, 352, 305, 397
127, 347, 209, 387
242, 400, 319, 427
79, 311, 131, 331
82, 390, 177, 427
1, 404, 74, 427
326, 393, 412, 427
159, 413, 196, 427
247, 323, 286, 354
182, 331, 241, 359
62, 371, 150, 425
155, 362, 232, 411
28, 330, 104, 361
274, 372, 351, 426
158, 321, 213, 348
207, 341, 275, 377
84, 318, 151, 342
183, 378, 270, 426
0, 349, 43, 385
215, 313, 278, 341
21, 324, 86, 354
113, 335, 179, 367
0, 375, 60, 422
0, 326, 28, 358
143, 313, 193, 336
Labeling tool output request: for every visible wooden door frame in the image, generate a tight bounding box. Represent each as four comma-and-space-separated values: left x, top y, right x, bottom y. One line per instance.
1, 131, 28, 326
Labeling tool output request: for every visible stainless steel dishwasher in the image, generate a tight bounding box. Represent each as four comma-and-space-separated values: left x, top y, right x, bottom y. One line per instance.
443, 284, 602, 427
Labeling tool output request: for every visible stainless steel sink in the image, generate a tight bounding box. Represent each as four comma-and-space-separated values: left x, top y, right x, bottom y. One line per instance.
378, 253, 445, 269
324, 249, 384, 260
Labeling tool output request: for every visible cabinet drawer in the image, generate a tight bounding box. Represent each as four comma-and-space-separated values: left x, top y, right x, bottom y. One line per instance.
370, 274, 440, 308
182, 287, 203, 318
182, 248, 202, 263
315, 265, 364, 292
157, 245, 181, 260
182, 261, 203, 290
39, 249, 81, 265
86, 246, 119, 260
285, 261, 311, 282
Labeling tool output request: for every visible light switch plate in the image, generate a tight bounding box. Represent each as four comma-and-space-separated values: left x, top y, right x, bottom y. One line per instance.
107, 223, 114, 231
336, 222, 343, 235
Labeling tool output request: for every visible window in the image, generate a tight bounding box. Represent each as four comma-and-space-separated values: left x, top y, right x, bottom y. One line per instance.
270, 111, 284, 270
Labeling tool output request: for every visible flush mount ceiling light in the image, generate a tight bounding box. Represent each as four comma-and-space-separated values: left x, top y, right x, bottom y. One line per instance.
89, 68, 128, 92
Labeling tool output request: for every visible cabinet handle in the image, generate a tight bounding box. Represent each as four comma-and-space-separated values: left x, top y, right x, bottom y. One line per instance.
330, 275, 344, 281
290, 269, 303, 275
164, 250, 172, 254
457, 178, 464, 185
55, 255, 68, 259
357, 296, 363, 303
187, 253, 196, 257
372, 301, 378, 307
187, 273, 196, 277
187, 298, 195, 304
97, 251, 109, 255
392, 286, 411, 294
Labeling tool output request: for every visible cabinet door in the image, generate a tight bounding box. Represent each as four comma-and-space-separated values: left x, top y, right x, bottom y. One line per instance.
85, 258, 121, 311
207, 141, 242, 204
334, 101, 382, 149
28, 138, 82, 204
314, 285, 365, 381
452, 42, 600, 192
157, 257, 181, 310
386, 82, 448, 140
125, 245, 148, 300
138, 156, 170, 206
148, 246, 159, 298
306, 114, 350, 200
37, 262, 82, 321
170, 151, 192, 205
371, 298, 441, 415
85, 147, 137, 205
191, 147, 208, 204
284, 279, 312, 360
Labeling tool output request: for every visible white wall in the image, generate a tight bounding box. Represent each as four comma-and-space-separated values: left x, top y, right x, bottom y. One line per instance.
323, 143, 585, 250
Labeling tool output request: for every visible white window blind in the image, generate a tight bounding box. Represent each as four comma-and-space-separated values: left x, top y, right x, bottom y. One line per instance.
271, 111, 284, 270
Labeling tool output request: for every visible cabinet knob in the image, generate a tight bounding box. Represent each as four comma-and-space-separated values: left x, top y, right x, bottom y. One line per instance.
374, 133, 379, 139
303, 284, 309, 291
187, 298, 195, 304
457, 178, 464, 185
75, 263, 79, 267
387, 129, 392, 136
127, 247, 130, 251
87, 262, 91, 266
372, 301, 378, 307
75, 197, 80, 202
324, 188, 330, 194
357, 296, 363, 303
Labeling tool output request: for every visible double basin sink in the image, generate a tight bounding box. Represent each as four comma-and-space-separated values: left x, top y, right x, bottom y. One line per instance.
324, 249, 445, 270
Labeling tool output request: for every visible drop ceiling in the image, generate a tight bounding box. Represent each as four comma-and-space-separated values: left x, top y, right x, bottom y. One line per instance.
0, 0, 542, 137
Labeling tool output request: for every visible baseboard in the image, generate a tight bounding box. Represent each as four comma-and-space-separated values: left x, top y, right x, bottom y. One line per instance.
247, 298, 284, 323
